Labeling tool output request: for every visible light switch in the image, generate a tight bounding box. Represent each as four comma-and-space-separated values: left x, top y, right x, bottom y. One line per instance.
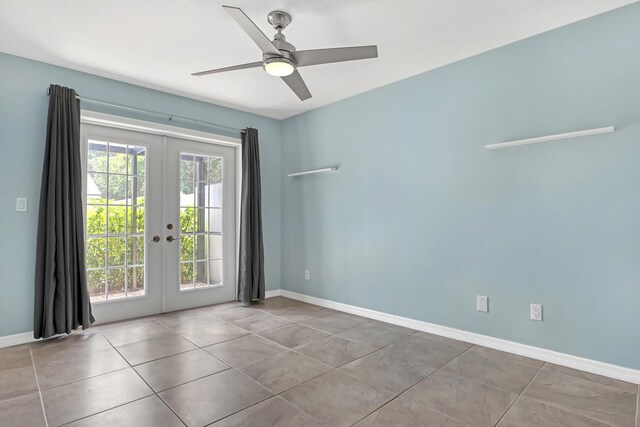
16, 197, 28, 212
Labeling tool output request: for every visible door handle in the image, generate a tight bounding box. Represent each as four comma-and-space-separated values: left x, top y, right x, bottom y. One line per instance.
166, 236, 179, 242
151, 235, 160, 243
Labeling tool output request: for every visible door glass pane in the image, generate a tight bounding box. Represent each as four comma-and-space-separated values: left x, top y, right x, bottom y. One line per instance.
87, 141, 108, 173
179, 151, 223, 290
85, 139, 147, 302
87, 270, 106, 302
209, 259, 222, 285
208, 208, 222, 233
180, 262, 194, 288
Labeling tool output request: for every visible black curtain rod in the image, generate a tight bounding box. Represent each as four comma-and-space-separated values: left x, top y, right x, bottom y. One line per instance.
46, 87, 247, 134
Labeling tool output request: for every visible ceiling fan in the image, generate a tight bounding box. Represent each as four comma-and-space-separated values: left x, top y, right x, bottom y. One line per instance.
192, 5, 379, 101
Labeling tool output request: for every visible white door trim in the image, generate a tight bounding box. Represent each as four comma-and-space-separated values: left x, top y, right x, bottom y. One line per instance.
80, 111, 243, 319
80, 111, 242, 148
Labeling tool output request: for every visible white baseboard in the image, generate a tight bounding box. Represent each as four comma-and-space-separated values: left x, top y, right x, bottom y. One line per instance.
0, 331, 36, 349
280, 290, 640, 385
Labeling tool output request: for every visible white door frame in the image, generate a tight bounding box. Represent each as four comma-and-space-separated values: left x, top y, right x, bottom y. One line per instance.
80, 110, 242, 319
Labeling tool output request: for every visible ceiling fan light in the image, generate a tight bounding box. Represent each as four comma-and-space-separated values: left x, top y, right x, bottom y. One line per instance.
264, 57, 295, 76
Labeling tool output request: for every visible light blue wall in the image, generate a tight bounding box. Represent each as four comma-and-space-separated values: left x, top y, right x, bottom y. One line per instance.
281, 4, 640, 369
0, 53, 282, 337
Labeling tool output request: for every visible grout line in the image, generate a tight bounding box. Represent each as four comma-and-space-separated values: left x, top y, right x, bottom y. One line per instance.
105, 331, 189, 426
30, 299, 445, 426
635, 386, 639, 427
152, 364, 233, 394
521, 364, 636, 427
493, 362, 545, 426
56, 395, 154, 426
37, 366, 131, 391
371, 345, 481, 424
290, 338, 471, 426
350, 394, 404, 425
231, 359, 332, 423
207, 366, 293, 424
29, 347, 50, 427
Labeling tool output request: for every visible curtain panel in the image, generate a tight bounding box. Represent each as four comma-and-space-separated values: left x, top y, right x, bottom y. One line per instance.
34, 84, 94, 338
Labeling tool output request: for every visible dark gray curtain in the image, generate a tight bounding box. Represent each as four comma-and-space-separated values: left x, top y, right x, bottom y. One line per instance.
238, 128, 265, 305
34, 84, 94, 339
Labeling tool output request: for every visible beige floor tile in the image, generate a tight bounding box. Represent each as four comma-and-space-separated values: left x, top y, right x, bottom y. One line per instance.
34, 346, 129, 389
237, 350, 332, 394
199, 301, 243, 313
65, 395, 184, 427
355, 396, 470, 427
0, 346, 38, 400
176, 322, 250, 347
295, 335, 379, 368
336, 323, 413, 348
152, 307, 205, 323
497, 397, 611, 427
203, 334, 286, 367
413, 332, 473, 350
42, 368, 153, 426
159, 369, 272, 427
523, 367, 637, 427
116, 334, 197, 365
271, 305, 332, 323
201, 305, 259, 322
0, 392, 46, 427
93, 317, 160, 332
231, 311, 292, 333
101, 321, 173, 347
402, 370, 518, 427
365, 321, 417, 334
211, 396, 323, 426
30, 333, 112, 359
469, 346, 544, 368
385, 334, 469, 371
300, 313, 371, 334
340, 348, 430, 393
252, 297, 303, 310
154, 312, 224, 331
441, 346, 540, 393
134, 349, 228, 392
543, 363, 638, 392
280, 370, 395, 427
258, 324, 329, 348
0, 345, 32, 370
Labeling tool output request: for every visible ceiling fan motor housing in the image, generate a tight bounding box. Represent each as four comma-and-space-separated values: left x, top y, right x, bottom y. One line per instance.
267, 10, 292, 30
264, 33, 297, 68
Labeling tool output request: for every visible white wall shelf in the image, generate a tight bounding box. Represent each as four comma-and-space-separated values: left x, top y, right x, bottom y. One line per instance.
486, 126, 615, 150
288, 167, 338, 177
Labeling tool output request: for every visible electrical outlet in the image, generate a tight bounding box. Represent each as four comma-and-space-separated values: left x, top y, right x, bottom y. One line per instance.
476, 295, 488, 313
304, 270, 310, 280
16, 197, 28, 212
530, 304, 543, 321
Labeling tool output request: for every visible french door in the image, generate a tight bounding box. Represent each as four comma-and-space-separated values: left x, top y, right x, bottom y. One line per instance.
163, 137, 237, 312
81, 123, 238, 324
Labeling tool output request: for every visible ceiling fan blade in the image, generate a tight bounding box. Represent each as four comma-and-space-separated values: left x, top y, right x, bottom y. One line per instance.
293, 45, 378, 67
223, 5, 281, 56
192, 61, 263, 76
281, 70, 312, 101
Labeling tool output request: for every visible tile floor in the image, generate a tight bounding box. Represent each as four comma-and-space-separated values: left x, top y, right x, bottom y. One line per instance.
1, 296, 638, 426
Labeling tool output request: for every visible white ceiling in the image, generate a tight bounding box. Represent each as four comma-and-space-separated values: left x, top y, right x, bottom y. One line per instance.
0, 0, 636, 119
